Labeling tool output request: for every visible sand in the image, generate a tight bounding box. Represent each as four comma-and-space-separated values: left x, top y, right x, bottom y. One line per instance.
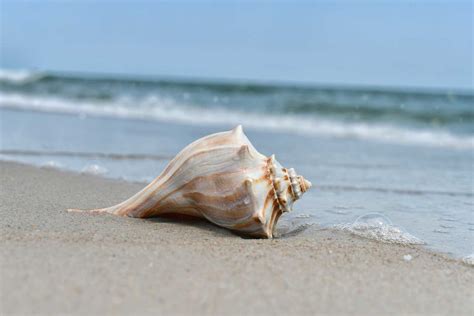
1, 161, 473, 315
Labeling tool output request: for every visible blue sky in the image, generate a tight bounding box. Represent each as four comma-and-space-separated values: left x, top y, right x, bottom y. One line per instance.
1, 0, 472, 89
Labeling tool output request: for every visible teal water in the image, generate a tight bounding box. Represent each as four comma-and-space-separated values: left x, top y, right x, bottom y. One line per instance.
1, 70, 473, 146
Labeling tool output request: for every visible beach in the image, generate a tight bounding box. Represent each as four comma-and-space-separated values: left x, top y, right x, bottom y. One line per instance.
2, 1, 473, 314
1, 72, 473, 258
1, 161, 472, 315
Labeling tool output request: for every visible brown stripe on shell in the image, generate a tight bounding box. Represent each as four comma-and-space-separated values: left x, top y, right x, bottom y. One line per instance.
138, 170, 258, 220
115, 147, 260, 218
230, 217, 260, 230
267, 157, 286, 214
267, 200, 284, 238
299, 176, 309, 193
287, 184, 295, 201
156, 129, 247, 180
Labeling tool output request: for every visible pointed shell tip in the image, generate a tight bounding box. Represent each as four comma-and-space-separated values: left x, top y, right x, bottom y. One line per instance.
232, 125, 243, 134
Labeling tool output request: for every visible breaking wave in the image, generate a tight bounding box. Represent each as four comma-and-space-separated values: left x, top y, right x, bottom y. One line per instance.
0, 69, 44, 84
1, 93, 472, 149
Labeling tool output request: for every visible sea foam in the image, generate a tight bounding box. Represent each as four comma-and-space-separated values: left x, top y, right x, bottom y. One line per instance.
0, 92, 473, 150
81, 164, 108, 176
336, 213, 424, 245
462, 254, 474, 266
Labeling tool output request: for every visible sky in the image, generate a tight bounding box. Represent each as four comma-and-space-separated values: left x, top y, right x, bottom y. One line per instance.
1, 0, 472, 90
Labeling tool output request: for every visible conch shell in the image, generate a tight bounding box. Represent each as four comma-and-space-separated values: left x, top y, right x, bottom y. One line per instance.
69, 125, 311, 238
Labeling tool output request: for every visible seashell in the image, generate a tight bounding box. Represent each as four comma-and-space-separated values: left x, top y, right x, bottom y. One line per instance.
69, 125, 311, 238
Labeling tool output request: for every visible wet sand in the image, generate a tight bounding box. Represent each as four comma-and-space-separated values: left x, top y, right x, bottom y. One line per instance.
1, 161, 473, 315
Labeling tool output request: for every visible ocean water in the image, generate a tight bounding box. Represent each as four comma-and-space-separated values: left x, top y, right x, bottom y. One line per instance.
1, 69, 473, 258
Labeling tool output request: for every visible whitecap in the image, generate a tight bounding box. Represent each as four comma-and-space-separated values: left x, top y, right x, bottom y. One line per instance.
0, 69, 44, 84
0, 93, 473, 150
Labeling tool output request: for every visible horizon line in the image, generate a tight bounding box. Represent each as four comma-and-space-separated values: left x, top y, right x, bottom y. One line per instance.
1, 67, 473, 95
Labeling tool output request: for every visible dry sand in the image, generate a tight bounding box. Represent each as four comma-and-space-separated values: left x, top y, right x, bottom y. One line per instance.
1, 161, 473, 315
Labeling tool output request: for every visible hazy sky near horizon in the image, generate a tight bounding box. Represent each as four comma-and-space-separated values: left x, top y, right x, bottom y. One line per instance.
1, 0, 472, 89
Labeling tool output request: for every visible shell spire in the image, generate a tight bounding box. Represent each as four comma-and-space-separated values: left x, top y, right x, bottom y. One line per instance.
69, 126, 312, 238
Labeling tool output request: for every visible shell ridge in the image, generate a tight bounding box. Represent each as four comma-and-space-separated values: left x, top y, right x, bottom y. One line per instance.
154, 127, 249, 185
183, 179, 259, 227
149, 145, 257, 198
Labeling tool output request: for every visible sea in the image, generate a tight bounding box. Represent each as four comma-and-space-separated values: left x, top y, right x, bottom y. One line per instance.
1, 69, 473, 260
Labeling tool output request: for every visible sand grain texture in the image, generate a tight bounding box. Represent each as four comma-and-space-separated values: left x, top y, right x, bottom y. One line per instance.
1, 161, 473, 315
